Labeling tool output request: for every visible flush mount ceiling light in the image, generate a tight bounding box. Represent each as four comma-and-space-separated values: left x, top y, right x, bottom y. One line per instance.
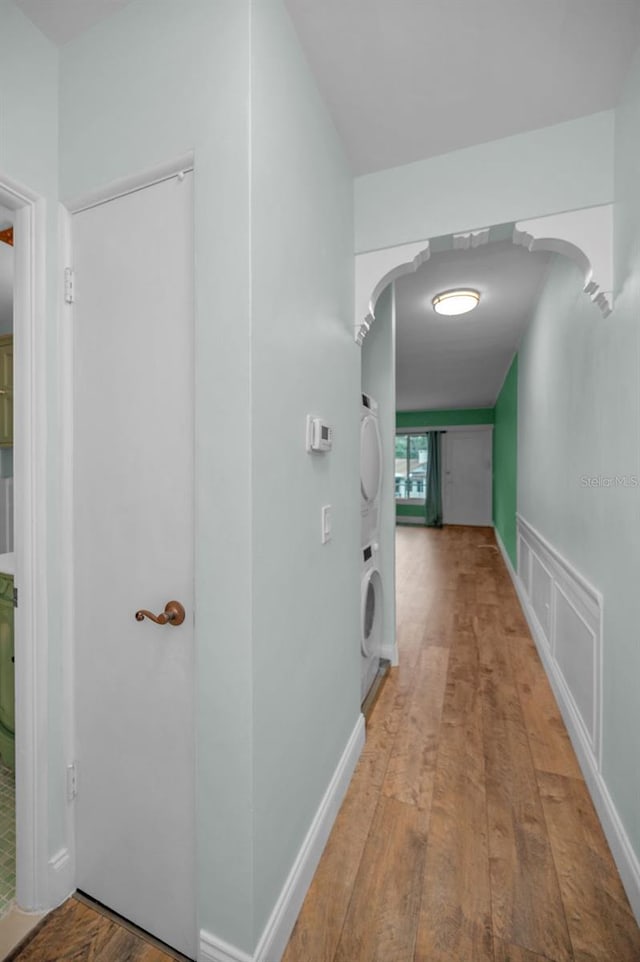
432, 288, 480, 316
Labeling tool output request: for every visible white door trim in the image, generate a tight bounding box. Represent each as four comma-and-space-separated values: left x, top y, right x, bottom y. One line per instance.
63, 152, 194, 214
54, 204, 76, 907
0, 170, 50, 910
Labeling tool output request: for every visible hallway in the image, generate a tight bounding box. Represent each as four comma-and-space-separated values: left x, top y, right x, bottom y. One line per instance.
283, 526, 640, 962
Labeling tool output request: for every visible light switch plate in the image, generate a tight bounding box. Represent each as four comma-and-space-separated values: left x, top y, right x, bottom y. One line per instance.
321, 505, 331, 544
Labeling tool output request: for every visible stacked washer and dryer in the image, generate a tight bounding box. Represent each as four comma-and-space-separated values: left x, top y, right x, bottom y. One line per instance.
360, 393, 384, 702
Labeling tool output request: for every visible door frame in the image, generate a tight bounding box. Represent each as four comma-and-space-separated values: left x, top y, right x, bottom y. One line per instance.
0, 170, 50, 909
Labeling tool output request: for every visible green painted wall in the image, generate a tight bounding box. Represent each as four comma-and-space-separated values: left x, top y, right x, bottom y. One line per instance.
492, 356, 518, 566
397, 408, 494, 429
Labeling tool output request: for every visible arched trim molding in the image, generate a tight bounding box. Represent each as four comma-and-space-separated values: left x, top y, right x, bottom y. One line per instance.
355, 204, 613, 344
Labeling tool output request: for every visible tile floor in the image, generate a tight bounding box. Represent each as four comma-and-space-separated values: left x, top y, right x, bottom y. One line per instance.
0, 760, 15, 919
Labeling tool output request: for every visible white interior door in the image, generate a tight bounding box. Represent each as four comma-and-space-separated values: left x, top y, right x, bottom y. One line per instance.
442, 429, 493, 526
72, 171, 196, 957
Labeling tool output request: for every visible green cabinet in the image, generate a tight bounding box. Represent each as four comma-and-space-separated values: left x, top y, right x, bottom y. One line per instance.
0, 573, 14, 770
0, 336, 12, 448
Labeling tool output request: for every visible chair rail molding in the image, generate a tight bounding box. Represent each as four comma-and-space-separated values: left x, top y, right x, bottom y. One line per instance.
354, 204, 614, 343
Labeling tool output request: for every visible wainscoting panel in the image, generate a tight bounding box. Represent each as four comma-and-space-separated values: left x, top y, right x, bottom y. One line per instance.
530, 553, 553, 649
554, 586, 598, 753
518, 537, 531, 597
497, 518, 640, 923
516, 515, 602, 766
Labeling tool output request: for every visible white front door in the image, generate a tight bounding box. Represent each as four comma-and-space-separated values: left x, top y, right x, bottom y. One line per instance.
72, 171, 196, 957
442, 429, 493, 526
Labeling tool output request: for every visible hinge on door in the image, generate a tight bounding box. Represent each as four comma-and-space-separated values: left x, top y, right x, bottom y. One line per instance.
64, 267, 75, 304
12, 587, 17, 608
66, 762, 78, 801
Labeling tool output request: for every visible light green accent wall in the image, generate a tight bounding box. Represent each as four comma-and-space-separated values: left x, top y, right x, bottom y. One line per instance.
62, 0, 358, 952
250, 0, 357, 944
518, 42, 640, 909
61, 0, 254, 945
355, 111, 614, 253
397, 408, 494, 429
493, 356, 518, 566
0, 1, 63, 889
362, 284, 396, 658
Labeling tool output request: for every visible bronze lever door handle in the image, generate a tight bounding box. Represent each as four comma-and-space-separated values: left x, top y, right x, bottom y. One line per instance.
135, 600, 185, 626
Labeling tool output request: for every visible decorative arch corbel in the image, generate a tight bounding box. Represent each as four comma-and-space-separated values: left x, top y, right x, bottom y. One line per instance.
354, 204, 613, 344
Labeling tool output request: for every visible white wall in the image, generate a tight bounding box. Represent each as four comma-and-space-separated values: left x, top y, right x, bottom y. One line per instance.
61, 0, 359, 954
60, 0, 255, 945
355, 111, 614, 253
517, 42, 640, 910
250, 0, 358, 946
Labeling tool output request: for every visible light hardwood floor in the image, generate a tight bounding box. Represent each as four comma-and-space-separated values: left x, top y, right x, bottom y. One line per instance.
8, 526, 640, 961
6, 896, 190, 961
282, 525, 640, 962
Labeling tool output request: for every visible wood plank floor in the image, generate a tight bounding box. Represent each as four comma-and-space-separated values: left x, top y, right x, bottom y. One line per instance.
283, 525, 640, 962
8, 526, 640, 961
6, 896, 190, 962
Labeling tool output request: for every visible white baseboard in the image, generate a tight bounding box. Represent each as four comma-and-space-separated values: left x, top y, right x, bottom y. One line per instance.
47, 848, 73, 909
379, 643, 399, 666
199, 933, 252, 962
199, 714, 366, 962
494, 526, 516, 582
496, 519, 640, 924
395, 516, 423, 526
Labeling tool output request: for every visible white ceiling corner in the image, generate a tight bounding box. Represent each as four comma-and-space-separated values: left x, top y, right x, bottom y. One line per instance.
285, 0, 640, 174
14, 0, 132, 46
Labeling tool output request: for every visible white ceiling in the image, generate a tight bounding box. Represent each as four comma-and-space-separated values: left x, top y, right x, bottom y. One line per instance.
285, 0, 640, 174
394, 238, 551, 411
15, 0, 132, 46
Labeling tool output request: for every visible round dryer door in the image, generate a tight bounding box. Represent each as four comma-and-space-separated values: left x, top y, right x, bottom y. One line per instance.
361, 567, 382, 656
360, 414, 382, 503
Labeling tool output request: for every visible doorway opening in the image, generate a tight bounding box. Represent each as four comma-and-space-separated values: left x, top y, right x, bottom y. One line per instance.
0, 170, 50, 929
357, 210, 611, 707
